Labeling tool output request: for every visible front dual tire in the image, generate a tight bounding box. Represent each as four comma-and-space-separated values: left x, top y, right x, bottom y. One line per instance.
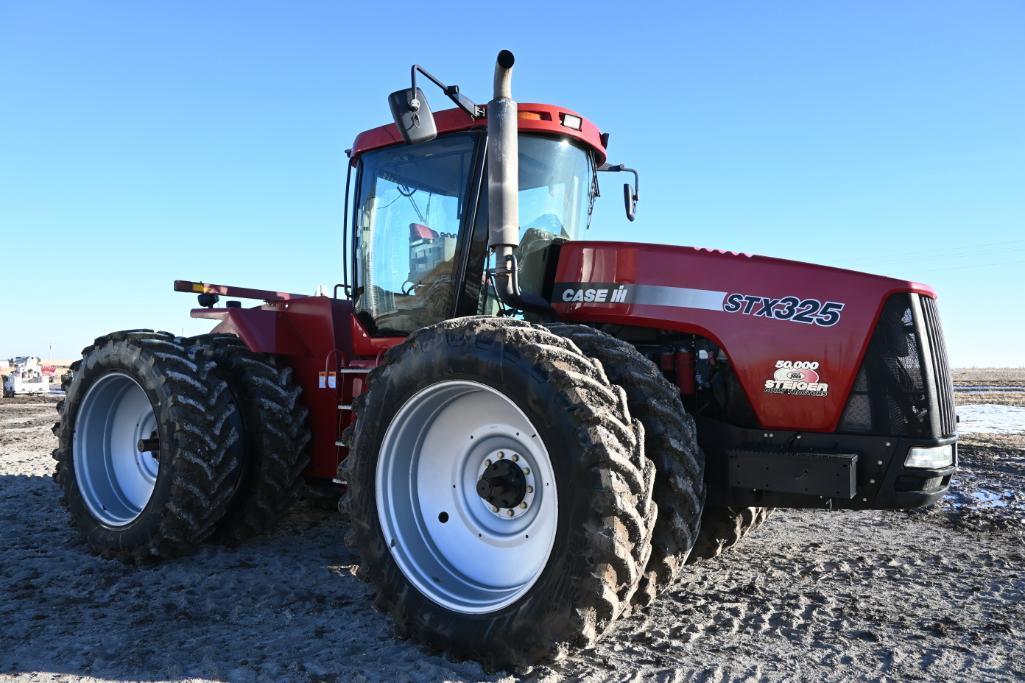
342, 317, 657, 669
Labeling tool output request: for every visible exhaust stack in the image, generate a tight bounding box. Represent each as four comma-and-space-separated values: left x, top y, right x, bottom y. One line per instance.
486, 50, 553, 317
487, 50, 519, 255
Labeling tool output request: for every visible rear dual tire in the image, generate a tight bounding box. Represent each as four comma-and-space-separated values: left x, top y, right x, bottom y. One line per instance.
53, 331, 244, 561
54, 330, 309, 561
187, 334, 311, 544
342, 317, 657, 670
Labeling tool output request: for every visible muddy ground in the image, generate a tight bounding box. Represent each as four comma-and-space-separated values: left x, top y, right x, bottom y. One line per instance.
1, 380, 1023, 682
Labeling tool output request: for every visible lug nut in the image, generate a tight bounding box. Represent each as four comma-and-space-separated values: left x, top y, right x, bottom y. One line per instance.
492, 505, 499, 513
520, 502, 527, 509
498, 451, 505, 459
484, 459, 492, 467
526, 485, 534, 493
523, 467, 530, 475
506, 509, 515, 517
511, 453, 519, 462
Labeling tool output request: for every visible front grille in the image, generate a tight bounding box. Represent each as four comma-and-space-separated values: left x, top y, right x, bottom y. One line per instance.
921, 297, 956, 436
838, 293, 954, 438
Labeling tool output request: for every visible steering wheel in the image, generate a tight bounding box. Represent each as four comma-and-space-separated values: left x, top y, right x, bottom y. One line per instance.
401, 280, 419, 295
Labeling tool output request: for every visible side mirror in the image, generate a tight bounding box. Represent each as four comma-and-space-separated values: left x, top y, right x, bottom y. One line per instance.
623, 183, 638, 222
388, 87, 437, 145
598, 163, 640, 222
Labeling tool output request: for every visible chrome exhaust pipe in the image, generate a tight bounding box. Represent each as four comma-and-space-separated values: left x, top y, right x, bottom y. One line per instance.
487, 49, 518, 255
486, 50, 553, 317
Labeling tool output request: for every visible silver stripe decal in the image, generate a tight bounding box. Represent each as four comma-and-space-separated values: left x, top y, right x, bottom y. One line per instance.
627, 284, 726, 311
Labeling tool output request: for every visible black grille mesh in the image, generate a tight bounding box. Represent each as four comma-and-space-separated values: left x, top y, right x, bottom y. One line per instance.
922, 297, 956, 436
839, 295, 931, 437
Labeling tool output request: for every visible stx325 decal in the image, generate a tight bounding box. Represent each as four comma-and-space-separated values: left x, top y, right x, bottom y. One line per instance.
723, 293, 844, 327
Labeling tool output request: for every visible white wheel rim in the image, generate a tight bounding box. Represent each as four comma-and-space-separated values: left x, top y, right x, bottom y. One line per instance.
73, 373, 159, 526
376, 380, 558, 614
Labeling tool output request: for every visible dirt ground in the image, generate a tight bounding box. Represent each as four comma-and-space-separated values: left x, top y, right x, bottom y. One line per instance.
1, 377, 1023, 682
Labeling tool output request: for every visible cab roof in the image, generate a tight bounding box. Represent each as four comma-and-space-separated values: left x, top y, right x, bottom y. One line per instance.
351, 102, 608, 165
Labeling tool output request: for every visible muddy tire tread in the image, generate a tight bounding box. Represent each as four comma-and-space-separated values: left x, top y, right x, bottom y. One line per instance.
687, 506, 773, 564
187, 334, 311, 544
544, 323, 706, 606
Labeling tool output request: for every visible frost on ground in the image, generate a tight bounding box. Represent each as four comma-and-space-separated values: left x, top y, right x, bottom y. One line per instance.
955, 404, 1025, 435
2, 392, 1024, 682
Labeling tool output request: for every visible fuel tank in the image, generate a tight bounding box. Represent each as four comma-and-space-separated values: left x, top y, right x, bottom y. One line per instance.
551, 241, 944, 433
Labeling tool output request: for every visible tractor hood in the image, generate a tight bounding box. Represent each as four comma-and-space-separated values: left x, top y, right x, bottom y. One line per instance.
552, 240, 937, 433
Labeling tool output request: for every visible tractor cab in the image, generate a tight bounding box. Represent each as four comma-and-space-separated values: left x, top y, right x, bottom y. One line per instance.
349, 122, 600, 334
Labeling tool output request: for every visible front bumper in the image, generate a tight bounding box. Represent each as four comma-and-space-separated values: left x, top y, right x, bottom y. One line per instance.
698, 418, 957, 510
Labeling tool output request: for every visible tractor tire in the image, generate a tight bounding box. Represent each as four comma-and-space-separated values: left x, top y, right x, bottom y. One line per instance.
52, 330, 243, 562
187, 334, 311, 543
686, 506, 772, 564
545, 323, 705, 606
340, 317, 656, 670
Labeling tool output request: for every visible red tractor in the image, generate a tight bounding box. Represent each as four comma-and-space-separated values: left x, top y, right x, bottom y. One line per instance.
53, 51, 957, 668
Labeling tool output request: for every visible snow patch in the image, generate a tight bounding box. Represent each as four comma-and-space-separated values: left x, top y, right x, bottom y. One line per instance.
956, 404, 1025, 435
970, 489, 1012, 508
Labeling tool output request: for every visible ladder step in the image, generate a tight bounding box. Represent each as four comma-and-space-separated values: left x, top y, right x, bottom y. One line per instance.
334, 440, 347, 447
339, 367, 372, 374
338, 403, 352, 410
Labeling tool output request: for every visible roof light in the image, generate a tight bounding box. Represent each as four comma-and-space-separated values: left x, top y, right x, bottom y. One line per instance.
518, 111, 543, 121
905, 444, 953, 469
560, 113, 582, 130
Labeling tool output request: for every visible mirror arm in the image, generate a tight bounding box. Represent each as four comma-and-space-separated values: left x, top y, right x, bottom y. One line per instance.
411, 64, 484, 119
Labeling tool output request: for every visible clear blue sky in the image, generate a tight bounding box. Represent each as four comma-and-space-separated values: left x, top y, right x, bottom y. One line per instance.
2, 2, 1022, 366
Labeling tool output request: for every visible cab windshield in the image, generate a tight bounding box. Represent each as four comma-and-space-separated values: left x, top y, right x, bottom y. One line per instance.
518, 135, 595, 242
354, 133, 595, 334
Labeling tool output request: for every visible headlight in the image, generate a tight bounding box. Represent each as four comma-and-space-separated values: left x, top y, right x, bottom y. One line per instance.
905, 444, 954, 469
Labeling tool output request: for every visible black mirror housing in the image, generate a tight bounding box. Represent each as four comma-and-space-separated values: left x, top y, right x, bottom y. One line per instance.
623, 183, 637, 222
388, 87, 437, 145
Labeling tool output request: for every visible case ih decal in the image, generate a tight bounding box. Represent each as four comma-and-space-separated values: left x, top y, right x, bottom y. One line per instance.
723, 293, 845, 327
555, 282, 728, 311
764, 360, 829, 397
555, 283, 635, 304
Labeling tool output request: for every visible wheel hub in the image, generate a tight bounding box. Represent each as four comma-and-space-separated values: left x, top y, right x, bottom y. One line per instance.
475, 450, 535, 519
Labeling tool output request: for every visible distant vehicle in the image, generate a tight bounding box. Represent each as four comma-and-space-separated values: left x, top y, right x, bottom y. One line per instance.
2, 357, 50, 397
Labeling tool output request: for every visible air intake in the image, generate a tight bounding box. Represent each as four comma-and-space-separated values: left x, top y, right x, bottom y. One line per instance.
838, 293, 954, 438
921, 297, 956, 436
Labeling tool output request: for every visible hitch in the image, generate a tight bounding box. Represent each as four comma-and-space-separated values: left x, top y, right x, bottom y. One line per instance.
174, 280, 306, 304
